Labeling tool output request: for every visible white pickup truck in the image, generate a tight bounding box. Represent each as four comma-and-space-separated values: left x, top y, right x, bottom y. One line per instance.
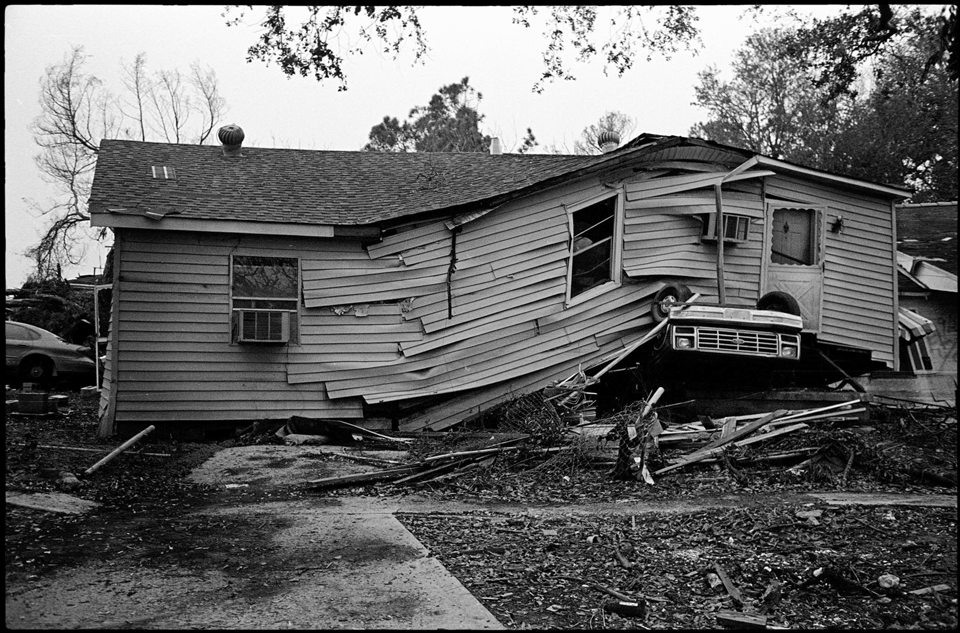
657, 303, 803, 361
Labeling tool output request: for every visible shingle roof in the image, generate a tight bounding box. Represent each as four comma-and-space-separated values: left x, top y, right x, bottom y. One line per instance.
897, 202, 958, 276
89, 139, 606, 226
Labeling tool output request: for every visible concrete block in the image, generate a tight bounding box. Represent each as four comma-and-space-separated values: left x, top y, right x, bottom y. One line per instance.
80, 386, 99, 399
48, 395, 69, 411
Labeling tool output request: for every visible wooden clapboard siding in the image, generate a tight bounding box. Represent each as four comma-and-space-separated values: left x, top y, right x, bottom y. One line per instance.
401, 293, 564, 356
537, 281, 658, 331
366, 220, 451, 259
112, 229, 364, 423
419, 262, 567, 332
763, 175, 896, 364
398, 317, 663, 432
366, 340, 599, 403
287, 320, 536, 384
622, 184, 765, 304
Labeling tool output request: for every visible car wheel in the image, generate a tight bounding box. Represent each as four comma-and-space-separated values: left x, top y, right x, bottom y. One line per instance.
19, 357, 53, 384
757, 291, 802, 316
652, 283, 693, 322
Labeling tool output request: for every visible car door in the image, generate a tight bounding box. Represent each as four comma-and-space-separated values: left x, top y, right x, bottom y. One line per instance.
5, 323, 34, 372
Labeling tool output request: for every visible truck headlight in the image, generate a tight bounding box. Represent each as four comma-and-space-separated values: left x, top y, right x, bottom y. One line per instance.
780, 345, 797, 358
675, 336, 694, 349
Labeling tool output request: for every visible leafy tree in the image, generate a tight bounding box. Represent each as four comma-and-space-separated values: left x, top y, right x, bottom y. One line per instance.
778, 4, 958, 101
364, 77, 492, 153
689, 29, 845, 163
26, 47, 227, 280
573, 111, 636, 155
690, 19, 957, 202
829, 14, 958, 201
224, 5, 701, 92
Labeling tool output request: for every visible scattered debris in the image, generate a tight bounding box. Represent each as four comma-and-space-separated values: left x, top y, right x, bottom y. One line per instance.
82, 425, 155, 477
300, 387, 957, 493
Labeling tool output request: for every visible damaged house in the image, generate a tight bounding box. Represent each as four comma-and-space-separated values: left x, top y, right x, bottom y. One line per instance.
88, 128, 911, 437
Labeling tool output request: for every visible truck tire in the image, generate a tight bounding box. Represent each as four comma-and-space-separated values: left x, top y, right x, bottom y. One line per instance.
652, 283, 692, 322
757, 291, 801, 316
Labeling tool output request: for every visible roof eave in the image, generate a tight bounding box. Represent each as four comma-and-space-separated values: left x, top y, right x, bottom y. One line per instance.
753, 156, 912, 199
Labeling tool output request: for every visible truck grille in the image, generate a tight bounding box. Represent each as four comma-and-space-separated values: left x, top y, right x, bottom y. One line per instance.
677, 326, 799, 358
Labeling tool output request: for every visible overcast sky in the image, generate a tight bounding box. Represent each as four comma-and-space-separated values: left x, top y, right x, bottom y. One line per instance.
4, 4, 846, 288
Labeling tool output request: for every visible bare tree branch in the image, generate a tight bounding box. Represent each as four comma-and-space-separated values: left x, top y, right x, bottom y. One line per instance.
24, 46, 228, 281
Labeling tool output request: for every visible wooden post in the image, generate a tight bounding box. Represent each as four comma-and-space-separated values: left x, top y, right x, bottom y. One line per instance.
714, 183, 726, 304
83, 425, 155, 477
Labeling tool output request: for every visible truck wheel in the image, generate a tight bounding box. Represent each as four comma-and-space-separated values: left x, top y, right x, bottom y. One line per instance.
757, 291, 801, 316
652, 283, 692, 322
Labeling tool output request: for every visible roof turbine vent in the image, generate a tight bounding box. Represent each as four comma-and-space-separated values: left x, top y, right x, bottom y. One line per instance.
218, 124, 245, 157
597, 130, 620, 154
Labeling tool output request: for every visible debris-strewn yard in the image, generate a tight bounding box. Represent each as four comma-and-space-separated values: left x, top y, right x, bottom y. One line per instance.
399, 504, 957, 630
5, 386, 958, 629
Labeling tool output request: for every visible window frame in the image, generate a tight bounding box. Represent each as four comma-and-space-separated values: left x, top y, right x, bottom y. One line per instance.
229, 254, 301, 345
769, 206, 823, 267
699, 212, 751, 244
564, 188, 625, 306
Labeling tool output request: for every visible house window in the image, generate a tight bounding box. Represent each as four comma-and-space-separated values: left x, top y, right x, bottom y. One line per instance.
568, 192, 622, 301
771, 208, 818, 266
230, 255, 300, 344
700, 213, 750, 243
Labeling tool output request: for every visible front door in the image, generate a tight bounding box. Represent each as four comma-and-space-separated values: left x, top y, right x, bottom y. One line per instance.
764, 205, 824, 332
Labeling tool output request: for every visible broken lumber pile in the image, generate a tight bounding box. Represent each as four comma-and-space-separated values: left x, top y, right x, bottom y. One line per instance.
587, 398, 867, 484
305, 435, 532, 489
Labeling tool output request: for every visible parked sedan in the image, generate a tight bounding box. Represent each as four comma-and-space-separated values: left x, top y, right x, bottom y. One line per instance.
5, 320, 97, 387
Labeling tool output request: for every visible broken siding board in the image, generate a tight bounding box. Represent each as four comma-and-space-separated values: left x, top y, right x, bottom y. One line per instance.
458, 241, 567, 277
399, 328, 647, 431
332, 284, 658, 401
537, 282, 660, 330
304, 282, 449, 308
402, 295, 565, 356
356, 339, 601, 403
318, 324, 545, 396
366, 222, 451, 259
304, 268, 450, 299
420, 264, 567, 331
287, 319, 538, 383
625, 172, 726, 198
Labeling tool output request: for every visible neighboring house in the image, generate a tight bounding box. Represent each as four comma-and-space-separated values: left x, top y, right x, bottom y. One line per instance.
87, 128, 910, 437
889, 201, 957, 403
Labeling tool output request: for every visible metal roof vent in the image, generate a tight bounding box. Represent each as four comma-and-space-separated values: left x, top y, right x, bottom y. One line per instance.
489, 137, 502, 155
218, 124, 244, 157
597, 130, 620, 154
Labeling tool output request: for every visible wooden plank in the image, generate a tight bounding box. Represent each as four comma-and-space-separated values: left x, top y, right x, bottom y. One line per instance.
306, 466, 421, 488
654, 410, 787, 475
715, 611, 767, 629
713, 563, 743, 604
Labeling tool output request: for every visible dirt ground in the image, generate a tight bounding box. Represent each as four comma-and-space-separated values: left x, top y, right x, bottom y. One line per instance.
5, 388, 958, 629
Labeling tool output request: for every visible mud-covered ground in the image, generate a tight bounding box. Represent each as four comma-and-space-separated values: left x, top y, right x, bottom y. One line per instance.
5, 387, 958, 629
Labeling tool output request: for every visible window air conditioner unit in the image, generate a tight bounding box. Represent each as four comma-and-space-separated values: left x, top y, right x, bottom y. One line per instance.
237, 310, 290, 343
